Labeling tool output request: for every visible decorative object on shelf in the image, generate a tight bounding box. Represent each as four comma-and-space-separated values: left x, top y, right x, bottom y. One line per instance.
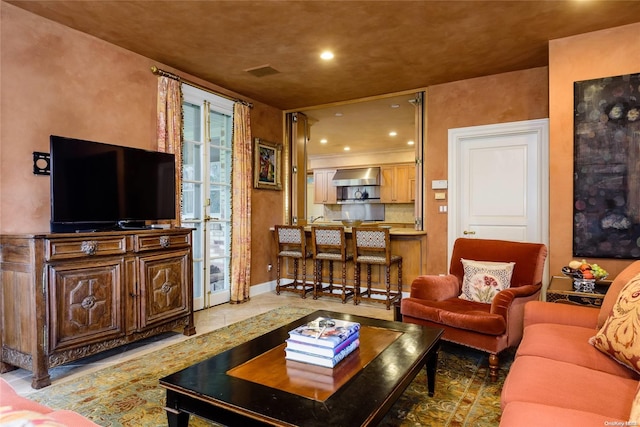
561, 259, 608, 292
573, 72, 640, 259
253, 137, 282, 190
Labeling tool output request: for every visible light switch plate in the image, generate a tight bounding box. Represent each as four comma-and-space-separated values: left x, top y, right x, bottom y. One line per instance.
432, 180, 448, 189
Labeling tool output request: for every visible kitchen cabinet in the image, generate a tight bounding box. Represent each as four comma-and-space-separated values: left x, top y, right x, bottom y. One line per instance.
0, 228, 195, 389
381, 164, 415, 203
313, 168, 337, 204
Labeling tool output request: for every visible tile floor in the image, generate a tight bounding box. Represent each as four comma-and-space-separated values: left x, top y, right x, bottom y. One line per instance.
1, 290, 394, 396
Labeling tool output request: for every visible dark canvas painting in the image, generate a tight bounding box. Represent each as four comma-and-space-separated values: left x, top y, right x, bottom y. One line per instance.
573, 73, 640, 259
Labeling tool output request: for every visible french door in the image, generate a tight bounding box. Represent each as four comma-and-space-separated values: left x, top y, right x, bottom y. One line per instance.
181, 84, 233, 310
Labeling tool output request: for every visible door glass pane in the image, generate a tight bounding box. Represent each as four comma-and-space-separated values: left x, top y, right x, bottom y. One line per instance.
181, 182, 202, 221
183, 102, 201, 142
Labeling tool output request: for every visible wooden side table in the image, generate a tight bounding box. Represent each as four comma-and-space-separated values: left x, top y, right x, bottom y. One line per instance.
546, 275, 612, 307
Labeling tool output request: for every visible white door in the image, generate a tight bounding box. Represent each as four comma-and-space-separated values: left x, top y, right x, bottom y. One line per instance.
448, 119, 549, 262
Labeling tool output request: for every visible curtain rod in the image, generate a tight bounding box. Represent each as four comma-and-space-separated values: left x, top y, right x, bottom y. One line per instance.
151, 66, 253, 108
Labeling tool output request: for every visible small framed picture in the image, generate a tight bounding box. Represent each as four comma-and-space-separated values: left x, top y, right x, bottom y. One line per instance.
254, 138, 282, 190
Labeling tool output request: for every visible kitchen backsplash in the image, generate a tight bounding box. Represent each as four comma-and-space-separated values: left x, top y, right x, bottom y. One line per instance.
318, 203, 414, 224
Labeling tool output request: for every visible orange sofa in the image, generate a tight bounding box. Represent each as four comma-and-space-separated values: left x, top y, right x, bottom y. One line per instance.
500, 261, 640, 426
0, 377, 98, 426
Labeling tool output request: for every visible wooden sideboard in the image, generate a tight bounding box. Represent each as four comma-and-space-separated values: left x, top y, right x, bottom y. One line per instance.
0, 228, 195, 389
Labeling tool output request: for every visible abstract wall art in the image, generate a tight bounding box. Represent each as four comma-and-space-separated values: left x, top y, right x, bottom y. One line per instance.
573, 72, 640, 259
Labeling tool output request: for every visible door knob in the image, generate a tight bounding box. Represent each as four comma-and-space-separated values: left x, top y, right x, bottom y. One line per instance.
463, 230, 476, 235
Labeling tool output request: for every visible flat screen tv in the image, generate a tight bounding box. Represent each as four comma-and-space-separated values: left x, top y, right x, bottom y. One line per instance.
50, 135, 176, 232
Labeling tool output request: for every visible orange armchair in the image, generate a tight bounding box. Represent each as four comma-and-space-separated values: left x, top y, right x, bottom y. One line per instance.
401, 238, 547, 380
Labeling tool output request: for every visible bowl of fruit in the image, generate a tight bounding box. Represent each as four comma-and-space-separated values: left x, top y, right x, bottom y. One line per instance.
561, 260, 608, 292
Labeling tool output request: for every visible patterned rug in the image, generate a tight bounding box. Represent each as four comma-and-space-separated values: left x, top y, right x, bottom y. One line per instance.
27, 306, 511, 426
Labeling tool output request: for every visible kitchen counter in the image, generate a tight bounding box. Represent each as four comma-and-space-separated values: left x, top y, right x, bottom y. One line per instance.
272, 225, 427, 294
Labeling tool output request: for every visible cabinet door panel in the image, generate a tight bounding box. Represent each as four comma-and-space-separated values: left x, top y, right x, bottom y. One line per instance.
48, 259, 124, 352
138, 249, 190, 329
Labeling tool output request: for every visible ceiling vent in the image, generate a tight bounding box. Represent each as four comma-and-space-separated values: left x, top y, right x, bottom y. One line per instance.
245, 65, 280, 78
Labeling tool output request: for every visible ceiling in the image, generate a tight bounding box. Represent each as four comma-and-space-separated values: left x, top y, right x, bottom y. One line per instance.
8, 1, 640, 155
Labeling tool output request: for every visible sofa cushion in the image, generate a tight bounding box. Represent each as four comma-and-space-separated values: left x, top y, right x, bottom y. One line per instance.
500, 401, 625, 427
591, 271, 640, 374
0, 407, 66, 426
401, 297, 506, 335
501, 355, 637, 419
0, 378, 53, 414
630, 383, 640, 425
517, 323, 639, 379
598, 260, 640, 329
459, 259, 514, 303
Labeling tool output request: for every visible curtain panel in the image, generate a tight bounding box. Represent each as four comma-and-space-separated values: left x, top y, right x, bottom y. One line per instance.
156, 76, 183, 227
231, 103, 252, 303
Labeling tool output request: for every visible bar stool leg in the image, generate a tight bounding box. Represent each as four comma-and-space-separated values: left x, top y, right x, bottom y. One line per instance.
276, 257, 282, 295
341, 260, 348, 304
385, 264, 392, 310
313, 259, 321, 300
300, 258, 307, 299
354, 263, 360, 305
398, 259, 403, 297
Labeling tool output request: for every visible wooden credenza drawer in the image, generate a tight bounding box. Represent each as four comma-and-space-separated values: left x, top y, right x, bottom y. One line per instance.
45, 236, 127, 261
134, 233, 190, 252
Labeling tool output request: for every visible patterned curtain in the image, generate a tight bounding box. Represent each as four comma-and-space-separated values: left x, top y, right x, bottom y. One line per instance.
156, 76, 183, 227
230, 102, 252, 303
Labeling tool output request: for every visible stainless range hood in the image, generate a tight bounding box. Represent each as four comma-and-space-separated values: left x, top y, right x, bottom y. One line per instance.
332, 167, 380, 186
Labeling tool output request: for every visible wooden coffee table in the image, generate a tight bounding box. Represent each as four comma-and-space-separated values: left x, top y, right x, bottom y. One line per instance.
160, 310, 443, 427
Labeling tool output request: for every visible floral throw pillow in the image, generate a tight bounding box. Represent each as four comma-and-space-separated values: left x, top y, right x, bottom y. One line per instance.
459, 258, 515, 303
590, 272, 640, 374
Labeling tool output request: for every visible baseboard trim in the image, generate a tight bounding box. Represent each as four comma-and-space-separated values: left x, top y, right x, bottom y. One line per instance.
250, 280, 410, 299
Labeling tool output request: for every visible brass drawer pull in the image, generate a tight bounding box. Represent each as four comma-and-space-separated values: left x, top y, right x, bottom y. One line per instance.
160, 236, 171, 248
80, 240, 98, 255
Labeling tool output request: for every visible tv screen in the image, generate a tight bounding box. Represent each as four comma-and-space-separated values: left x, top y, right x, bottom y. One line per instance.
50, 135, 176, 232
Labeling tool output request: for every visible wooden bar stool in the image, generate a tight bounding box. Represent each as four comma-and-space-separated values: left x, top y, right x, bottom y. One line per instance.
311, 226, 354, 303
352, 226, 402, 310
275, 225, 313, 298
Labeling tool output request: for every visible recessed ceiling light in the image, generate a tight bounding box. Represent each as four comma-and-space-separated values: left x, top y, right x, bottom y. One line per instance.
390, 104, 400, 108
389, 131, 397, 137
320, 139, 328, 144
335, 112, 343, 117
407, 140, 415, 145
320, 51, 334, 60
344, 146, 350, 151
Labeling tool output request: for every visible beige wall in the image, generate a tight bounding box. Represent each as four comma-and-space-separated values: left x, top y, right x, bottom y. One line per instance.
549, 22, 640, 279
3, 3, 639, 286
0, 3, 282, 285
425, 67, 550, 275
424, 22, 640, 280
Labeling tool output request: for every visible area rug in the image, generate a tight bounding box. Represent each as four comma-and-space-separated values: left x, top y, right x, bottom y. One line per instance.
27, 306, 512, 426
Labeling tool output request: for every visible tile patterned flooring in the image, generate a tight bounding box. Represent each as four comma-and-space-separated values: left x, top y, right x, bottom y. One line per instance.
1, 290, 394, 396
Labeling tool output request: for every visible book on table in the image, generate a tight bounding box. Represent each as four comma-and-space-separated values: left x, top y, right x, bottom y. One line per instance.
287, 317, 360, 349
284, 337, 360, 368
286, 329, 359, 358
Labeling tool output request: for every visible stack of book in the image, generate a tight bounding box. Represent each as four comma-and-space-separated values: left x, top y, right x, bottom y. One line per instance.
284, 317, 361, 368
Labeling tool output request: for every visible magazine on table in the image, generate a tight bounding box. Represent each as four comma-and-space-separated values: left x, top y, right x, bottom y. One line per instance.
288, 317, 361, 348
284, 338, 360, 368
286, 330, 359, 357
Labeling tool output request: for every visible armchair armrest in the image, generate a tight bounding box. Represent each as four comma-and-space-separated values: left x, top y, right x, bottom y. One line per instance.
523, 300, 599, 329
491, 283, 541, 318
409, 274, 459, 301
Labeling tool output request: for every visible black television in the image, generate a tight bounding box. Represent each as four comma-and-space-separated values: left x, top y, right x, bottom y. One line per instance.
50, 135, 176, 232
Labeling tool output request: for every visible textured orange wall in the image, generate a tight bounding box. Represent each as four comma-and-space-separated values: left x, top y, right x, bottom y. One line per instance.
425, 68, 549, 275
549, 22, 640, 279
0, 3, 283, 285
